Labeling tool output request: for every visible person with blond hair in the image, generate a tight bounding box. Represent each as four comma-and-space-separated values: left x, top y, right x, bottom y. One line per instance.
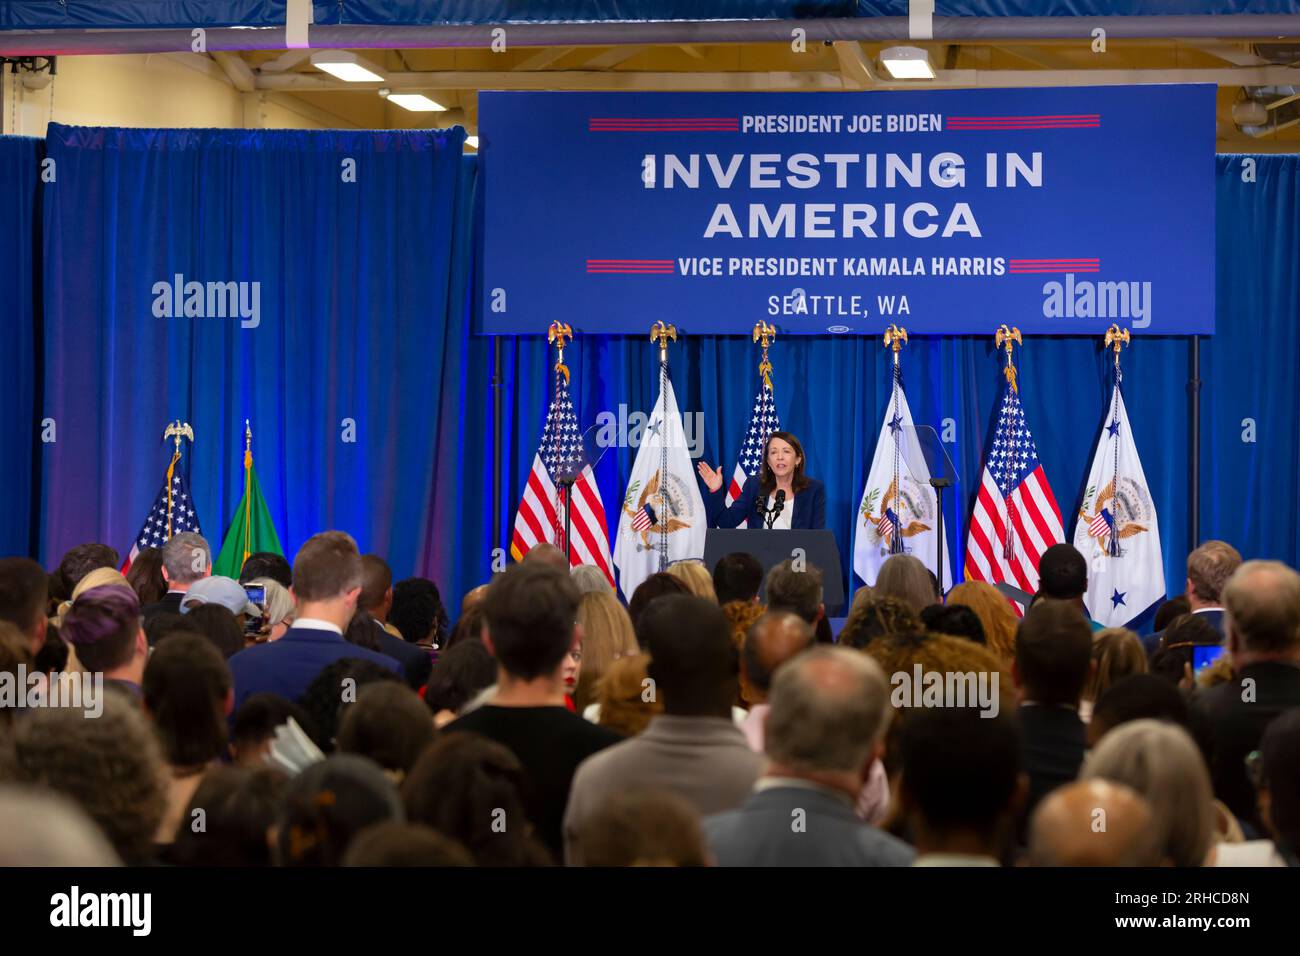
593, 654, 663, 737
665, 560, 717, 602
1081, 627, 1147, 723
874, 554, 939, 616
574, 591, 638, 712
945, 580, 1019, 663
1081, 719, 1217, 866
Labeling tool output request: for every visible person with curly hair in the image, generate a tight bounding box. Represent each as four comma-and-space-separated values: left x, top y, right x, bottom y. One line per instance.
837, 595, 921, 651
0, 694, 168, 865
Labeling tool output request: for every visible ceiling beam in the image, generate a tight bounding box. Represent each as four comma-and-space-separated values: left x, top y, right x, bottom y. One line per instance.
514, 47, 575, 70
211, 51, 256, 92
256, 49, 313, 73
832, 41, 875, 89
583, 45, 649, 69
255, 64, 1300, 93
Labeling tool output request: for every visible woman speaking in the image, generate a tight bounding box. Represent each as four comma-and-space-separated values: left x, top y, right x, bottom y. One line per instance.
697, 431, 826, 530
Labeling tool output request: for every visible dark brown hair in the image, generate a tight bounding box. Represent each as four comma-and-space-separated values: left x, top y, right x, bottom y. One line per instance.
758, 430, 810, 496
292, 531, 362, 603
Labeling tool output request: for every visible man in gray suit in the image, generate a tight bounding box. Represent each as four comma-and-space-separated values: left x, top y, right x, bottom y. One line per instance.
703, 646, 914, 867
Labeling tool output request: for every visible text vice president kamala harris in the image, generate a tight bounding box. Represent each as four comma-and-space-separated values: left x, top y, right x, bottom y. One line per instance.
697, 431, 826, 530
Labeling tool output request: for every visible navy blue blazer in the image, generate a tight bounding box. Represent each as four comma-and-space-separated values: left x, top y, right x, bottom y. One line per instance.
706, 475, 826, 530
1142, 607, 1224, 659
227, 625, 400, 712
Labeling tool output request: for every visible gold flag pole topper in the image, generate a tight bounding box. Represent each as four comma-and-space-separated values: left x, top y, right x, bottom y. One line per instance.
995, 325, 1022, 393
1104, 323, 1130, 379
548, 321, 573, 385
883, 324, 908, 367
753, 321, 776, 391
650, 321, 677, 363
161, 420, 195, 538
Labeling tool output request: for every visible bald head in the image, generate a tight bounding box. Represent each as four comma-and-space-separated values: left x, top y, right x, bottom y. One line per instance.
1223, 560, 1300, 657
742, 611, 813, 703
460, 584, 489, 614
522, 543, 568, 571
1028, 780, 1161, 866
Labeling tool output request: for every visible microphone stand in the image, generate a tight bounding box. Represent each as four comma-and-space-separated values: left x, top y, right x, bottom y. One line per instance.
557, 476, 575, 566
930, 476, 952, 597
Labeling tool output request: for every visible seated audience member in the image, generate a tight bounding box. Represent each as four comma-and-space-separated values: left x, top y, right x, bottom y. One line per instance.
227, 532, 399, 714
403, 733, 552, 866
424, 637, 497, 727
704, 647, 914, 867
838, 596, 922, 652
1036, 543, 1101, 629
143, 634, 233, 849
143, 533, 212, 622
1191, 560, 1300, 835
170, 765, 288, 867
0, 786, 121, 866
358, 555, 432, 687
1150, 613, 1222, 686
239, 550, 292, 589
1086, 673, 1191, 749
60, 585, 149, 700
1013, 599, 1094, 818
444, 563, 621, 858
1142, 540, 1240, 658
460, 584, 489, 615
627, 572, 689, 630
389, 577, 450, 649
247, 576, 294, 641
875, 554, 939, 616
33, 624, 68, 675
921, 603, 987, 647
899, 708, 1025, 866
336, 682, 436, 783
144, 612, 201, 651
945, 580, 1019, 663
0, 624, 33, 728
738, 611, 813, 752
764, 559, 825, 633
342, 822, 474, 867
713, 552, 764, 606
574, 591, 639, 712
1081, 627, 1147, 722
445, 603, 485, 650
299, 659, 402, 752
1026, 780, 1161, 866
665, 559, 717, 601
522, 542, 568, 569
1153, 594, 1192, 634
1082, 719, 1216, 866
277, 754, 404, 867
564, 595, 764, 864
577, 789, 710, 867
570, 564, 613, 596
593, 653, 663, 736
125, 547, 166, 607
0, 694, 167, 865
180, 575, 262, 623
56, 543, 120, 596
182, 603, 247, 659
725, 600, 768, 708
230, 693, 311, 768
1215, 710, 1300, 867
0, 556, 49, 655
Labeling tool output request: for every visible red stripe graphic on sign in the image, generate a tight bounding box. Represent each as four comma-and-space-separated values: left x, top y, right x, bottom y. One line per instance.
1008, 257, 1100, 274
948, 113, 1100, 130
589, 117, 740, 131
587, 258, 675, 274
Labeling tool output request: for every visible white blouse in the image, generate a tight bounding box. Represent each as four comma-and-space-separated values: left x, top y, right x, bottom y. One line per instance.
764, 492, 794, 530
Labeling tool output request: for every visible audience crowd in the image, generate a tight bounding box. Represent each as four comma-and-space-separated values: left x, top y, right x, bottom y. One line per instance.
1, 532, 1298, 868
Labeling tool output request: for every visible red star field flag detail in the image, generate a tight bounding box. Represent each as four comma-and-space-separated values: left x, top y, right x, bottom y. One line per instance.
123, 462, 203, 573
964, 380, 1064, 601
725, 377, 781, 529
510, 374, 614, 584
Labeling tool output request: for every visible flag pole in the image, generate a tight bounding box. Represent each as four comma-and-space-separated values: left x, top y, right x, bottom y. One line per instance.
242, 419, 253, 567
883, 324, 908, 555
1104, 325, 1131, 558
995, 326, 1022, 563
548, 322, 575, 566
162, 420, 194, 540
650, 321, 677, 572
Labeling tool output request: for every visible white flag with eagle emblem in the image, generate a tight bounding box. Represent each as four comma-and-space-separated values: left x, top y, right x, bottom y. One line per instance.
853, 367, 952, 591
1073, 384, 1165, 627
613, 376, 706, 600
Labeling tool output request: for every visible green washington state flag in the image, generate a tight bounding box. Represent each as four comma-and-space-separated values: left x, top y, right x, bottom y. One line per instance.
213, 445, 283, 579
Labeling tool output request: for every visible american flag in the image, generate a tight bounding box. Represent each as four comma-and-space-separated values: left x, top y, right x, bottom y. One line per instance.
123, 463, 203, 573
964, 381, 1064, 600
510, 374, 614, 584
726, 379, 781, 529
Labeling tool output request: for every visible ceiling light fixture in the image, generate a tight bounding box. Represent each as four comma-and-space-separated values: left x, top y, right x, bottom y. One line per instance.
879, 46, 935, 80
384, 93, 447, 112
310, 50, 384, 83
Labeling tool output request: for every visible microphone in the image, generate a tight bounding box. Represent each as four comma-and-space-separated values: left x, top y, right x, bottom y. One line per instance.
765, 489, 786, 529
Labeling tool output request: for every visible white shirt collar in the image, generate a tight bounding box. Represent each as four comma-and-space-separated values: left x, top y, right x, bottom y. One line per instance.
292, 617, 343, 636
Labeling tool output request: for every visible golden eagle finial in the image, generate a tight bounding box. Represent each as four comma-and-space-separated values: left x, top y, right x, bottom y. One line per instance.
548, 322, 573, 385
995, 325, 1023, 393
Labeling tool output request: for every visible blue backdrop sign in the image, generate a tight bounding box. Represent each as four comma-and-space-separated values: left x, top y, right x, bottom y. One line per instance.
480, 86, 1214, 335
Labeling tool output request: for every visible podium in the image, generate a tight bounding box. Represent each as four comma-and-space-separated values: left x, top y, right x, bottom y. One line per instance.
703, 529, 845, 614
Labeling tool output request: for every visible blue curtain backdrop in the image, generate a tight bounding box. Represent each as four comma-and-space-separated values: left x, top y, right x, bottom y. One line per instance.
0, 132, 1296, 622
